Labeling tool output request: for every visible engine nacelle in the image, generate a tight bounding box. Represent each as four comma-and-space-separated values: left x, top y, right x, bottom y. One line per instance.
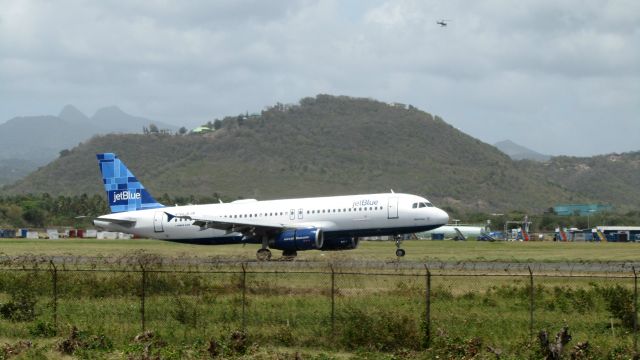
321, 236, 359, 250
270, 228, 324, 251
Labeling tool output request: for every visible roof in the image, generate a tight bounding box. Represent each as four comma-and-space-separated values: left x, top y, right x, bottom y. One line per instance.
597, 226, 640, 231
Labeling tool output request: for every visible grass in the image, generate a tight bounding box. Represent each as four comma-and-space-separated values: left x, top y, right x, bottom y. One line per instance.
1, 238, 640, 263
1, 239, 639, 358
0, 267, 636, 359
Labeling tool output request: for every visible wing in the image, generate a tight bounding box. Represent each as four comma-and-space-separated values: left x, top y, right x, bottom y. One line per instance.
165, 212, 303, 235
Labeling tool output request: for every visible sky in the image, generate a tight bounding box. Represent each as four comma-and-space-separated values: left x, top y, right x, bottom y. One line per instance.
0, 0, 638, 157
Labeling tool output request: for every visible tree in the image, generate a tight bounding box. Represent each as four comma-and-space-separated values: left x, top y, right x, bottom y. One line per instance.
178, 127, 187, 135
149, 123, 159, 133
213, 120, 222, 130
22, 208, 46, 227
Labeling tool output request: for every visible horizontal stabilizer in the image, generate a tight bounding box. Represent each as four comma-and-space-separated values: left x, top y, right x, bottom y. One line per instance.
93, 217, 137, 227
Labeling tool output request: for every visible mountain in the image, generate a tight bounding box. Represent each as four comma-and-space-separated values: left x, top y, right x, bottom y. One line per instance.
91, 106, 176, 133
59, 104, 91, 124
0, 105, 177, 186
494, 140, 551, 161
3, 95, 591, 212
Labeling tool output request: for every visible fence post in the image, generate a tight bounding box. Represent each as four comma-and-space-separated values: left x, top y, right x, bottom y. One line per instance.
49, 261, 58, 330
330, 264, 335, 336
241, 263, 247, 332
424, 264, 431, 348
140, 265, 146, 332
633, 266, 638, 357
528, 266, 534, 340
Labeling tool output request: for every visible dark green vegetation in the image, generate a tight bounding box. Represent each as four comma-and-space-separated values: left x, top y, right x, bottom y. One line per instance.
0, 193, 223, 228
6, 95, 640, 213
0, 260, 637, 359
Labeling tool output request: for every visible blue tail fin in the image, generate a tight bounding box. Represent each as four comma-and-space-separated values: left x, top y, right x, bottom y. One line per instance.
96, 153, 164, 213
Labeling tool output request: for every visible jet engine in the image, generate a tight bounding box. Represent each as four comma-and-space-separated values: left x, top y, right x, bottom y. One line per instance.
270, 228, 324, 251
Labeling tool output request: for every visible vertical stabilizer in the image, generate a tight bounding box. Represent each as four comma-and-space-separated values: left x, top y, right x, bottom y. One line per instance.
96, 153, 164, 213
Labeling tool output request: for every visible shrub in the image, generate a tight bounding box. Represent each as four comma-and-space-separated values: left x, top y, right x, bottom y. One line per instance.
28, 320, 57, 337
0, 289, 37, 322
55, 326, 113, 356
600, 285, 634, 328
170, 296, 199, 327
338, 307, 420, 351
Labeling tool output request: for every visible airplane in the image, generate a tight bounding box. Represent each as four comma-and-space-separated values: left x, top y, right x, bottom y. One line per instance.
437, 19, 451, 27
93, 153, 449, 260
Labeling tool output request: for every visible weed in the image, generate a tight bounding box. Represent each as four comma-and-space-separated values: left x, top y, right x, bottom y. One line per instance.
1, 340, 32, 359
28, 320, 57, 337
600, 285, 634, 328
274, 325, 295, 346
429, 329, 484, 358
55, 325, 113, 356
170, 295, 198, 327
0, 289, 37, 322
338, 306, 420, 351
203, 330, 253, 358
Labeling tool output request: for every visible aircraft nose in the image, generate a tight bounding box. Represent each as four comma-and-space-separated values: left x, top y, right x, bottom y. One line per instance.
436, 208, 449, 225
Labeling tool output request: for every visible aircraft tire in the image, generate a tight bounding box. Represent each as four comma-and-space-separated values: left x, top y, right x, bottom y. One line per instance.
395, 248, 406, 257
256, 249, 272, 261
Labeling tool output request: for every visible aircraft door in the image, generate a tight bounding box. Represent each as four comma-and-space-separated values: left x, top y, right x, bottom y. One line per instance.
387, 197, 399, 219
153, 211, 164, 232
298, 208, 304, 219
289, 209, 296, 220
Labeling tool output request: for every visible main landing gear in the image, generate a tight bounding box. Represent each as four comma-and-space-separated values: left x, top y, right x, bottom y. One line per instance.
256, 235, 272, 261
255, 248, 298, 261
255, 235, 298, 261
394, 235, 406, 257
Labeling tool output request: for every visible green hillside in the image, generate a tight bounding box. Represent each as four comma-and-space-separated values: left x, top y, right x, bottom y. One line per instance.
0, 95, 609, 212
536, 152, 640, 210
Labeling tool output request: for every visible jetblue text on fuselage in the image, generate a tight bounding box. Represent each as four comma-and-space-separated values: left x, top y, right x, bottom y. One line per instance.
352, 199, 379, 208
112, 191, 141, 203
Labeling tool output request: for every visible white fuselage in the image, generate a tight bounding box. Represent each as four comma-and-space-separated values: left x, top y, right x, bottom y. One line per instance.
95, 193, 448, 244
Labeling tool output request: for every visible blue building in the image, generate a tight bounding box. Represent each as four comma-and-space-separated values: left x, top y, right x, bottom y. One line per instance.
553, 204, 612, 216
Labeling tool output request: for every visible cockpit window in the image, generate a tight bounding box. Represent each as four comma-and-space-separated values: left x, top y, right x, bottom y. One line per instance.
412, 203, 418, 209
415, 202, 434, 208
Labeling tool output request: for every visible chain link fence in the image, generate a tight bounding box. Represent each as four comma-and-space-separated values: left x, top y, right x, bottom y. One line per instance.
0, 262, 637, 357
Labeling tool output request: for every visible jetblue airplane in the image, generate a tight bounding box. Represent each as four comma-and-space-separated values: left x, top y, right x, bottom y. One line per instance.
93, 153, 448, 260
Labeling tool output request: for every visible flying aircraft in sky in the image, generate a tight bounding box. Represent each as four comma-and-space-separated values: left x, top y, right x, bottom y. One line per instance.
93, 153, 448, 260
437, 19, 451, 27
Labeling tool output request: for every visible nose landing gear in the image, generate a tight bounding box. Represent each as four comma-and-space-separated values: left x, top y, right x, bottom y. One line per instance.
394, 235, 405, 257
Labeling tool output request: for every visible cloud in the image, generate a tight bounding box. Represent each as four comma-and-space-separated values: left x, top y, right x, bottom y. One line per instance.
0, 0, 638, 156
